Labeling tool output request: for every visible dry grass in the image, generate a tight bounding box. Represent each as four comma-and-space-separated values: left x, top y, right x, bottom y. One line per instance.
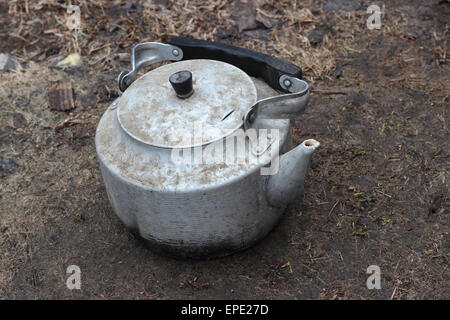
0, 0, 449, 300
5, 0, 343, 80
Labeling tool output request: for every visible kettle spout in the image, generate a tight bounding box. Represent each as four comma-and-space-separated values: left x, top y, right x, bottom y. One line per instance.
266, 139, 320, 207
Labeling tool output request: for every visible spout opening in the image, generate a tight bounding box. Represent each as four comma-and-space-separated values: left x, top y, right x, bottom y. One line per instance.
303, 139, 320, 149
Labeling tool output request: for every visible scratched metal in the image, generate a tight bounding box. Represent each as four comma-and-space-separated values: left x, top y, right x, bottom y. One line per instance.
117, 59, 257, 148
95, 65, 319, 258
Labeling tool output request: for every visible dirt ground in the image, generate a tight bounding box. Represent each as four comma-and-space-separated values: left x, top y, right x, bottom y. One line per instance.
0, 0, 448, 299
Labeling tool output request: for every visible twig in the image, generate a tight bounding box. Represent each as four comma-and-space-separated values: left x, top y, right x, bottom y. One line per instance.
54, 117, 87, 132
375, 189, 392, 198
328, 201, 339, 216
390, 287, 397, 300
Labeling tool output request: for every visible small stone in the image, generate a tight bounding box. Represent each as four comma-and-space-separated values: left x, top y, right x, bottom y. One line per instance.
0, 53, 18, 71
55, 53, 82, 69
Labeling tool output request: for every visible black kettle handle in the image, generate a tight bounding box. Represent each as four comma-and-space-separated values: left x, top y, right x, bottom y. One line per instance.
169, 37, 302, 93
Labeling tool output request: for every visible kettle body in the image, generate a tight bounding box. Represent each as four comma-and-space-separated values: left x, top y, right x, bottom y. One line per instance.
95, 38, 319, 258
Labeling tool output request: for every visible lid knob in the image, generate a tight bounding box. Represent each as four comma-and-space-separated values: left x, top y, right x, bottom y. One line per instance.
169, 70, 193, 99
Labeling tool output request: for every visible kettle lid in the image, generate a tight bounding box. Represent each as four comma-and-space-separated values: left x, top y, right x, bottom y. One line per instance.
117, 59, 257, 148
